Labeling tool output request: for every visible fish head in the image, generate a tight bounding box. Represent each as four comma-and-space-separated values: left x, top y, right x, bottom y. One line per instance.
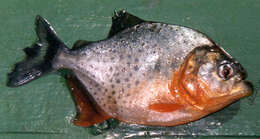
172, 45, 253, 111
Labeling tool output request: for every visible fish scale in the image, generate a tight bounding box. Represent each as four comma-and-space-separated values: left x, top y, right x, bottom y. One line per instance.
63, 22, 214, 118
7, 11, 252, 126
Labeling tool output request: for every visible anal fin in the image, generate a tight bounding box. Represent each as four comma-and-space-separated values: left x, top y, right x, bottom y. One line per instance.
149, 103, 183, 113
66, 74, 111, 127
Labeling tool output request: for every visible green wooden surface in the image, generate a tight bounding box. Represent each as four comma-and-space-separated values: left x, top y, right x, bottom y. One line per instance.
0, 0, 260, 138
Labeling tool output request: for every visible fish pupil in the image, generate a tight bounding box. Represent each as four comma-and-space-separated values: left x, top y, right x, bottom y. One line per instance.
220, 64, 233, 80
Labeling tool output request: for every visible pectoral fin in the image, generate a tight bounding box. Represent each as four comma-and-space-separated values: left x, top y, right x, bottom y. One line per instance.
66, 74, 110, 127
149, 103, 183, 113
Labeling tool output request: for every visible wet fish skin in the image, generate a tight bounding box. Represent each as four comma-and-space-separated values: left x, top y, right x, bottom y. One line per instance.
55, 22, 214, 122
7, 11, 252, 126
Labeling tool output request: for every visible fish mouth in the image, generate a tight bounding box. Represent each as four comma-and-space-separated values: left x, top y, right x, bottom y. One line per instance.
230, 80, 253, 99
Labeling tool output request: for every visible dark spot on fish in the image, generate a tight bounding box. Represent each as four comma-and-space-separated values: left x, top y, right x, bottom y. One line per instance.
105, 89, 108, 92
138, 49, 143, 53
89, 87, 93, 90
149, 75, 154, 79
121, 67, 126, 72
116, 79, 120, 84
129, 73, 132, 77
126, 93, 131, 97
149, 24, 157, 32
127, 62, 131, 67
114, 72, 119, 76
155, 61, 161, 71
108, 96, 112, 99
188, 65, 193, 70
111, 57, 115, 60
128, 54, 131, 59
118, 95, 121, 99
134, 65, 139, 71
135, 24, 140, 29
189, 78, 195, 82
135, 80, 140, 86
156, 27, 162, 33
112, 50, 117, 53
109, 79, 113, 82
121, 40, 125, 43
97, 88, 101, 91
134, 58, 139, 63
103, 104, 106, 107
111, 84, 115, 88
94, 92, 97, 95
109, 67, 113, 72
125, 78, 129, 82
112, 91, 115, 95
119, 55, 124, 60
113, 100, 117, 104
141, 42, 145, 46
171, 62, 177, 69
89, 64, 94, 68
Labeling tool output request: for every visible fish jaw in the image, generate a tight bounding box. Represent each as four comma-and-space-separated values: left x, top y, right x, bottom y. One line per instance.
229, 80, 253, 98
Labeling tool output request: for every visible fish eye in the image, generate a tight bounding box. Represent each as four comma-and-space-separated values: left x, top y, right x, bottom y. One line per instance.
218, 63, 234, 80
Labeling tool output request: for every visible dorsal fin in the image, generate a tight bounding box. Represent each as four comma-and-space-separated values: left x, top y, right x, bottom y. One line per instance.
72, 40, 93, 50
107, 10, 145, 38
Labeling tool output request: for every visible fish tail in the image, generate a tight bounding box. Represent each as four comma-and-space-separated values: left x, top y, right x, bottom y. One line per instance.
7, 15, 69, 87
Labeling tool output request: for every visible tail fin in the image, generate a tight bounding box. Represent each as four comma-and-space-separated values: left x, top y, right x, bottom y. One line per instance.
7, 15, 68, 87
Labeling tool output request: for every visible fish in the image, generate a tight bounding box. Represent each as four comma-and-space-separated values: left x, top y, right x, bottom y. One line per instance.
7, 10, 253, 127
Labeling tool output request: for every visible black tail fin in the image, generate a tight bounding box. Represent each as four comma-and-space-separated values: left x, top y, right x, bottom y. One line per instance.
7, 15, 68, 87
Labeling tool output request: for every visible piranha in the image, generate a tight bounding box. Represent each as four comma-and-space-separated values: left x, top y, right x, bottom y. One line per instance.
7, 10, 252, 127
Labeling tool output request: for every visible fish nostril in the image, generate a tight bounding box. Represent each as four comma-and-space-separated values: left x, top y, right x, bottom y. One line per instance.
240, 71, 247, 80
239, 65, 247, 80
235, 62, 247, 80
